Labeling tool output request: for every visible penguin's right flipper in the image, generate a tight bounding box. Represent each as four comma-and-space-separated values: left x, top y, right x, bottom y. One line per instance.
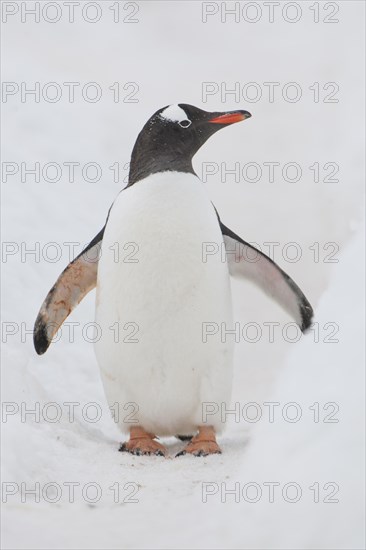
33, 228, 104, 355
220, 222, 313, 332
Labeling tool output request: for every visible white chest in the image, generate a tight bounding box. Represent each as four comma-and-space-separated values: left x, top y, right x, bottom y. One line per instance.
94, 172, 234, 434
98, 172, 229, 315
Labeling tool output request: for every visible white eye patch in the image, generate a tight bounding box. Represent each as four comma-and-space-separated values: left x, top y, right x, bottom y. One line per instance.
160, 104, 191, 127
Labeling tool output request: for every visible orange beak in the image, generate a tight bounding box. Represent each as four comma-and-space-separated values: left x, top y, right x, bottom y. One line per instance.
208, 110, 251, 125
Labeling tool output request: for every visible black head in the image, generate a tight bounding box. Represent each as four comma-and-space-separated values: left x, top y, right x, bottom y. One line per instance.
128, 104, 251, 186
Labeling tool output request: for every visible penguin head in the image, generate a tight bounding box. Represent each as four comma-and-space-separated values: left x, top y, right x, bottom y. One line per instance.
151, 103, 251, 152
128, 104, 251, 185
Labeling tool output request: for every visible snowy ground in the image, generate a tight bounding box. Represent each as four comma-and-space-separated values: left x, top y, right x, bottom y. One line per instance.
1, 1, 365, 549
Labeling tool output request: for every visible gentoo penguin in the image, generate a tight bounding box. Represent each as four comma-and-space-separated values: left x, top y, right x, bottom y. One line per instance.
34, 104, 313, 457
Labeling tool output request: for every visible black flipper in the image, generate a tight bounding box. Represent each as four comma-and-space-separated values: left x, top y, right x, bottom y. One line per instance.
220, 221, 313, 332
33, 227, 105, 355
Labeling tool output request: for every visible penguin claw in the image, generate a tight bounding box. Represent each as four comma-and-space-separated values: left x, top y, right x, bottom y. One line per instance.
118, 439, 167, 457
195, 450, 206, 457
176, 448, 221, 457
194, 449, 221, 457
176, 436, 222, 457
175, 450, 186, 458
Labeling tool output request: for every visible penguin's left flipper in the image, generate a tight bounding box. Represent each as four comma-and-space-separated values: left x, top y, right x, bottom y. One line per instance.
33, 228, 104, 355
220, 222, 313, 332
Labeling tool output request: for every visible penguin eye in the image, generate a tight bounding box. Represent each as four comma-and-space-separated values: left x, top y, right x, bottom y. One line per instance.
179, 119, 192, 128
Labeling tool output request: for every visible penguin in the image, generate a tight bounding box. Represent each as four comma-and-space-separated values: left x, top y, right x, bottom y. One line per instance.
34, 104, 313, 457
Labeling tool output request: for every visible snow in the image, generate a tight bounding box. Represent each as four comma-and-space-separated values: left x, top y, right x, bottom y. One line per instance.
1, 2, 365, 549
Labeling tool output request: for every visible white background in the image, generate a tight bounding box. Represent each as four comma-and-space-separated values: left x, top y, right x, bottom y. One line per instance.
1, 1, 365, 548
